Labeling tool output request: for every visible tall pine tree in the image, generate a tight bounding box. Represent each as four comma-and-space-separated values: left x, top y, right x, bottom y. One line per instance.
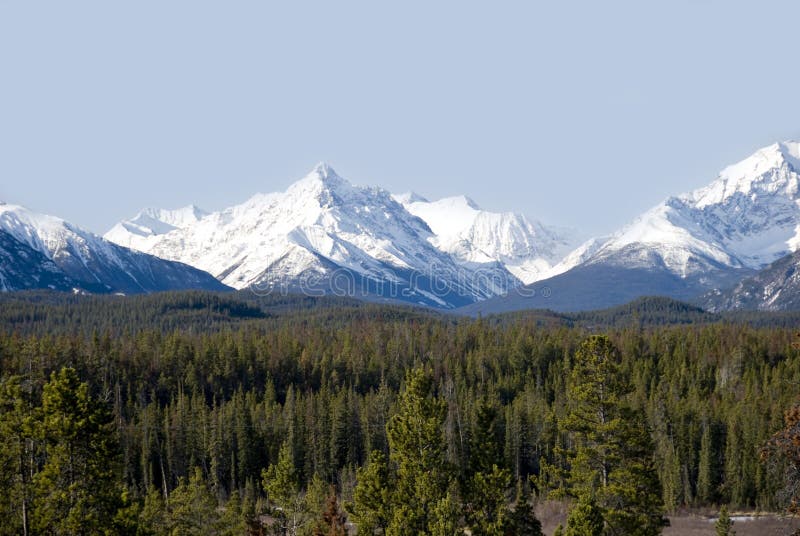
560, 336, 667, 536
32, 368, 122, 535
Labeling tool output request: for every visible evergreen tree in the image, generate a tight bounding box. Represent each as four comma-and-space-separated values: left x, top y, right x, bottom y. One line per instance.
110, 489, 143, 536
506, 480, 542, 536
467, 465, 511, 535
138, 488, 167, 535
696, 420, 715, 504
384, 367, 457, 536
560, 336, 667, 535
465, 396, 512, 535
2, 291, 800, 531
32, 367, 123, 535
219, 490, 249, 536
427, 490, 460, 536
350, 451, 391, 535
564, 497, 603, 536
167, 467, 222, 536
262, 441, 309, 535
0, 376, 31, 536
715, 505, 735, 536
305, 473, 331, 525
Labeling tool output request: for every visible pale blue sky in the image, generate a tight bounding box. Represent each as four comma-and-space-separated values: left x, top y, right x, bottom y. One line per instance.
1, 1, 799, 236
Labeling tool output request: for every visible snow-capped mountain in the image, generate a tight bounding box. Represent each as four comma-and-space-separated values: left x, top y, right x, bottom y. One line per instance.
105, 205, 208, 251
554, 141, 800, 276
464, 140, 800, 313
106, 164, 571, 308
395, 194, 578, 284
0, 202, 228, 294
0, 227, 78, 292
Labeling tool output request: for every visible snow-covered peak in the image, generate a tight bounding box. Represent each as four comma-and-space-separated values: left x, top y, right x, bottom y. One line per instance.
0, 201, 128, 272
105, 204, 209, 250
392, 192, 429, 205
398, 193, 579, 284
0, 202, 78, 255
134, 205, 208, 233
686, 141, 800, 209
557, 139, 800, 279
402, 195, 482, 237
147, 205, 208, 227
282, 162, 363, 209
0, 201, 227, 294
780, 140, 800, 168
105, 163, 576, 304
107, 164, 461, 292
312, 161, 338, 179
290, 162, 349, 189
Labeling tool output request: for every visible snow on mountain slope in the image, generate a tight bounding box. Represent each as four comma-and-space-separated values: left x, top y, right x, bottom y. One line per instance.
106, 164, 519, 307
396, 194, 579, 284
0, 227, 78, 292
0, 202, 227, 294
105, 205, 208, 251
554, 141, 800, 278
701, 249, 800, 312
461, 140, 800, 314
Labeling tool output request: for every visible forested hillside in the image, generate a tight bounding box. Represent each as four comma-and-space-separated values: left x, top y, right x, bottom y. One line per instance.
0, 291, 799, 534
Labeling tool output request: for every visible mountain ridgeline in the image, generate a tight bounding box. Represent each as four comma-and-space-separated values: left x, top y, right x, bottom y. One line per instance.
4, 140, 800, 311
101, 140, 800, 312
0, 202, 228, 294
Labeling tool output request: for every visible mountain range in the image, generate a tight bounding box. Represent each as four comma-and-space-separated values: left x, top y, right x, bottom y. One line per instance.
104, 163, 575, 308
464, 141, 800, 313
0, 202, 228, 294
4, 141, 800, 312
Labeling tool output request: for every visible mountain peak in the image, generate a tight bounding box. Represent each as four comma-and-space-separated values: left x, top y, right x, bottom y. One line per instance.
393, 192, 429, 205
778, 140, 800, 170
293, 162, 349, 188
682, 140, 800, 210
310, 162, 341, 181
286, 163, 356, 203
439, 195, 481, 211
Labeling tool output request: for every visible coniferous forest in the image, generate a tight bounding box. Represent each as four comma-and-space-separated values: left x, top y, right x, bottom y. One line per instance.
2, 291, 800, 535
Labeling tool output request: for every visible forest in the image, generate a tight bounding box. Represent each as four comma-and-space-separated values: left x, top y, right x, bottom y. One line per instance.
1, 290, 799, 535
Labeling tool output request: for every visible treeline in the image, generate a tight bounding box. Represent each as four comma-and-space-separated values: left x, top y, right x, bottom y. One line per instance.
0, 293, 799, 533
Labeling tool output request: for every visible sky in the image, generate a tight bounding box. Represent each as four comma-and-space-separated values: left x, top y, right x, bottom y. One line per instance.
1, 1, 800, 237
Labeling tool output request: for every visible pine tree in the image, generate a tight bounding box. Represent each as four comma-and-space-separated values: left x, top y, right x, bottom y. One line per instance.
560, 336, 667, 536
262, 441, 309, 535
384, 367, 457, 536
564, 497, 603, 536
219, 490, 249, 536
32, 367, 123, 535
715, 505, 735, 536
465, 396, 512, 535
506, 479, 542, 536
467, 465, 511, 535
0, 376, 32, 536
696, 420, 715, 504
138, 488, 167, 535
167, 467, 221, 536
305, 472, 331, 523
350, 450, 391, 535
